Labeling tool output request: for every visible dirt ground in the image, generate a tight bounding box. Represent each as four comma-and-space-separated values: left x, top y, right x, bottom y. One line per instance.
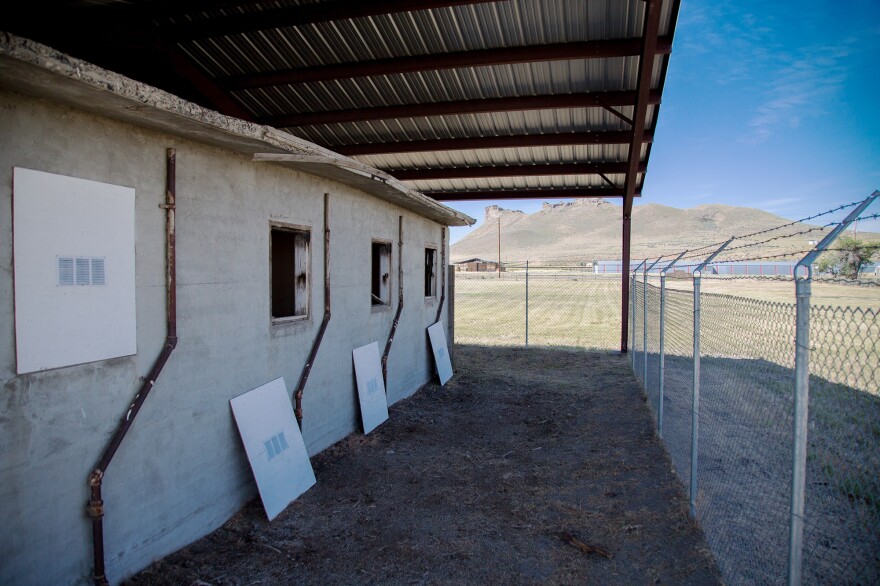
128, 345, 721, 585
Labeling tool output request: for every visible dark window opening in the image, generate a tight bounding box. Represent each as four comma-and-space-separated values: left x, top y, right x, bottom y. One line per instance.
425, 247, 437, 297
271, 227, 310, 320
371, 241, 391, 305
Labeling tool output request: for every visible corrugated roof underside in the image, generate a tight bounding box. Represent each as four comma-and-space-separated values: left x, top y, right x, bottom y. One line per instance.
172, 0, 674, 197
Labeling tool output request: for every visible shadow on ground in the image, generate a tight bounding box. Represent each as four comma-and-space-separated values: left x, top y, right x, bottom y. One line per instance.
128, 345, 721, 585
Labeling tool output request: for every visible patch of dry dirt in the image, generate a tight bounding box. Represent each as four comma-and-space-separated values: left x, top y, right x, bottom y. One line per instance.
127, 345, 721, 585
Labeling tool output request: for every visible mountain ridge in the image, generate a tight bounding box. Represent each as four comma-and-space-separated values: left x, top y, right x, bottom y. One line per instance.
451, 199, 880, 263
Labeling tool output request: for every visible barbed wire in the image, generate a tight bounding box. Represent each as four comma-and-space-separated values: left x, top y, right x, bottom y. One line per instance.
694, 274, 880, 287
487, 198, 879, 269
670, 247, 864, 270
677, 223, 835, 262
680, 199, 866, 256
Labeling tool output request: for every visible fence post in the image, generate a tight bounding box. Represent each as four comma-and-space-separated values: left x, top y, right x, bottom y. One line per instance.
448, 264, 455, 361
787, 191, 878, 586
644, 257, 663, 388
689, 238, 734, 518
630, 259, 646, 369
525, 260, 529, 346
658, 251, 686, 438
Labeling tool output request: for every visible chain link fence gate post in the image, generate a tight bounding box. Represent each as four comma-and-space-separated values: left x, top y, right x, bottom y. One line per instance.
689, 238, 733, 517
787, 192, 879, 586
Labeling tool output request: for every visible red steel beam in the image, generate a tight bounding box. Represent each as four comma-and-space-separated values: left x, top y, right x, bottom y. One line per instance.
424, 188, 639, 201
220, 37, 673, 89
620, 213, 632, 352
260, 90, 660, 127
153, 39, 254, 121
622, 1, 661, 217
169, 0, 497, 40
333, 130, 654, 156
391, 162, 644, 181
621, 0, 663, 353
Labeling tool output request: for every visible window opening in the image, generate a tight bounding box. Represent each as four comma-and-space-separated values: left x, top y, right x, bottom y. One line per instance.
371, 241, 391, 305
271, 227, 310, 320
424, 247, 437, 297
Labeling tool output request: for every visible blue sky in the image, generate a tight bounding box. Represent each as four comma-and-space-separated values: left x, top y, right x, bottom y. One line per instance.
448, 0, 880, 243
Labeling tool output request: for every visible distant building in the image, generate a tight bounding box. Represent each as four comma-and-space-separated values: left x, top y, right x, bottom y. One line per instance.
454, 258, 503, 272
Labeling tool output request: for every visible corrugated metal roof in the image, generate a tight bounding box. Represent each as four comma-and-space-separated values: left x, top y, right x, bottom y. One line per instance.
271, 107, 635, 145
358, 144, 632, 170
6, 0, 680, 205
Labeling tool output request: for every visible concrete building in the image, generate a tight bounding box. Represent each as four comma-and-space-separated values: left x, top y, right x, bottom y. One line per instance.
0, 34, 472, 585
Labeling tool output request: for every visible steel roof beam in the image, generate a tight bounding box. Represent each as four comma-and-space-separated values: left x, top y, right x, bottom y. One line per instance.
220, 37, 673, 90
623, 0, 662, 217
168, 0, 497, 40
390, 162, 644, 181
153, 38, 254, 121
333, 130, 653, 156
260, 90, 660, 127
424, 188, 640, 201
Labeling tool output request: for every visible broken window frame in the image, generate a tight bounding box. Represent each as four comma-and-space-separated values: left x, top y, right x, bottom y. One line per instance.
371, 239, 392, 308
424, 246, 437, 298
270, 223, 311, 323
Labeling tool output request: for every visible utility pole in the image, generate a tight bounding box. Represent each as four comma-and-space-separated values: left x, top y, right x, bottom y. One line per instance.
497, 217, 502, 279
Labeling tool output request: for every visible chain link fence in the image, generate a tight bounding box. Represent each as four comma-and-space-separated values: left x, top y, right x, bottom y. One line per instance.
451, 194, 878, 585
451, 259, 878, 584
803, 304, 880, 584
453, 264, 621, 351
630, 274, 879, 585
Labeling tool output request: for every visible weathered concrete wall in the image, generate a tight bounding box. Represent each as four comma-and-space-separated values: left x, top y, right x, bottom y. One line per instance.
0, 88, 448, 585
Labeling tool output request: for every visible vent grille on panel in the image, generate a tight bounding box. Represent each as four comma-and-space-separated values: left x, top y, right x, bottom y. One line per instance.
59, 256, 106, 286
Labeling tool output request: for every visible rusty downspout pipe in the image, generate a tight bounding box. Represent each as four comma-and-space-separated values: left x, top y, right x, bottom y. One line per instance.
381, 216, 404, 387
294, 193, 331, 426
87, 148, 179, 586
435, 226, 446, 324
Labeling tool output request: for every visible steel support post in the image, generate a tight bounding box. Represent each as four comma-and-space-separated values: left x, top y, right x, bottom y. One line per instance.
525, 260, 529, 346
689, 238, 733, 518
621, 215, 632, 353
644, 257, 663, 387
658, 251, 686, 438
787, 191, 878, 586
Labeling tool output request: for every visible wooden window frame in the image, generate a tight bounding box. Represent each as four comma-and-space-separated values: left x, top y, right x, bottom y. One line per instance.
270, 222, 311, 324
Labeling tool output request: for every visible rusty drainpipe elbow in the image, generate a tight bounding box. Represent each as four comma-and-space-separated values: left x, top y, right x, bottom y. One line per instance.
381, 216, 404, 387
87, 469, 108, 586
435, 226, 446, 324
88, 148, 178, 585
294, 193, 331, 427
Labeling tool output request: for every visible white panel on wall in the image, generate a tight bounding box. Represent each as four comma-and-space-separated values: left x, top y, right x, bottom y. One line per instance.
13, 168, 137, 374
230, 378, 316, 521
